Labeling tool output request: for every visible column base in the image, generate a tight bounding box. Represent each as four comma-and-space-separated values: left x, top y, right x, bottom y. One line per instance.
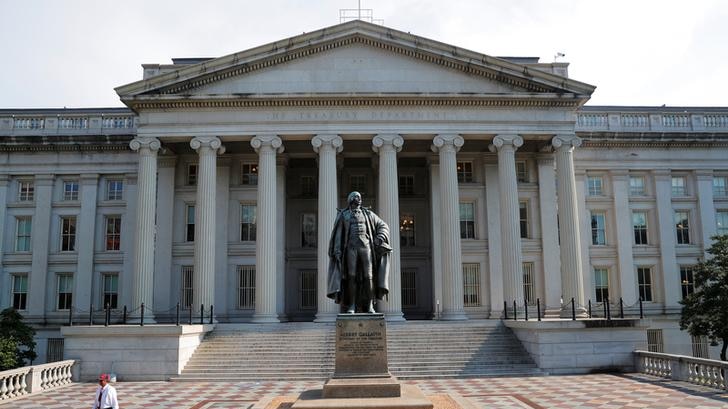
489, 309, 504, 319
251, 314, 280, 323
439, 310, 468, 321
314, 311, 338, 323
383, 311, 406, 322
127, 315, 157, 325
560, 307, 588, 319
544, 307, 563, 319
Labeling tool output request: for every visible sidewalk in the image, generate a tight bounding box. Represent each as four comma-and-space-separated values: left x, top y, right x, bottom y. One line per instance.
4, 374, 727, 408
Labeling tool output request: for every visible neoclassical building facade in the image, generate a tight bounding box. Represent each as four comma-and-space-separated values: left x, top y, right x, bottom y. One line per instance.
1, 21, 727, 359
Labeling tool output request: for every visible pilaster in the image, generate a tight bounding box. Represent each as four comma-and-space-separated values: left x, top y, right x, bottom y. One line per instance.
373, 133, 405, 321
251, 134, 284, 323
489, 134, 525, 309
695, 170, 717, 254
654, 170, 680, 312
276, 156, 287, 320
28, 174, 54, 319
154, 157, 176, 314
75, 173, 99, 312
431, 134, 467, 320
484, 163, 504, 318
312, 134, 343, 322
612, 170, 637, 307
536, 155, 562, 315
427, 155, 443, 319
0, 175, 8, 309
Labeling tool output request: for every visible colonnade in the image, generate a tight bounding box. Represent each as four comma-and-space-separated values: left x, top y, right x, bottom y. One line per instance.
128, 133, 586, 322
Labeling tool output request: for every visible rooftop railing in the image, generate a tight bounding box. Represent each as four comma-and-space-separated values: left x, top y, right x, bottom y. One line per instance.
577, 109, 728, 133
0, 113, 136, 136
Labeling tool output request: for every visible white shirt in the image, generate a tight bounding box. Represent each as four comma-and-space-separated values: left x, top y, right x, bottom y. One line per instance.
92, 384, 119, 409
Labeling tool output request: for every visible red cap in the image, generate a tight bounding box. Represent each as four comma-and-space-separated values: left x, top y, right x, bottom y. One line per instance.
98, 373, 110, 381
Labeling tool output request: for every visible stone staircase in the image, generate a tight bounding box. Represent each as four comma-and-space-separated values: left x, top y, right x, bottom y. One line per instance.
171, 320, 542, 382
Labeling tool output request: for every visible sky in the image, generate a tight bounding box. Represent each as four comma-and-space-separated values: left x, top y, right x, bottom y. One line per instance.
1, 0, 727, 109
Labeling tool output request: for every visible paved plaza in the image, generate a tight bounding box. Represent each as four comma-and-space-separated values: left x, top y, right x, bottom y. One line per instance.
3, 374, 727, 409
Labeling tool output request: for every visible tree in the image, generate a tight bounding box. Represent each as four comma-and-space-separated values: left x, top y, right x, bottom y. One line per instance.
680, 234, 728, 361
0, 308, 37, 370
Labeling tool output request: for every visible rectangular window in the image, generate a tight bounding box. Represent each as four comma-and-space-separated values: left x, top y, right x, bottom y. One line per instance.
587, 176, 603, 196
400, 214, 415, 247
63, 181, 79, 201
671, 176, 686, 196
60, 216, 77, 251
459, 203, 475, 239
516, 161, 528, 183
594, 268, 609, 303
632, 211, 648, 245
238, 265, 255, 309
637, 267, 653, 302
523, 262, 535, 304
241, 163, 258, 185
399, 175, 414, 195
300, 175, 316, 196
675, 211, 690, 244
463, 263, 480, 307
57, 274, 73, 310
299, 270, 317, 310
46, 338, 64, 363
181, 266, 193, 309
457, 162, 473, 183
107, 180, 123, 201
590, 212, 606, 245
241, 204, 257, 242
629, 176, 645, 196
349, 175, 367, 194
12, 274, 28, 310
691, 335, 709, 359
401, 268, 417, 308
714, 176, 728, 196
15, 216, 32, 252
301, 213, 316, 248
105, 216, 121, 251
718, 211, 728, 235
18, 181, 34, 201
186, 205, 195, 242
519, 201, 528, 239
187, 164, 198, 186
680, 266, 695, 299
647, 329, 664, 352
102, 274, 119, 309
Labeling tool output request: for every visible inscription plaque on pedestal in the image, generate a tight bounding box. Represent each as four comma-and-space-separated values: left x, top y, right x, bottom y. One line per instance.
334, 313, 389, 378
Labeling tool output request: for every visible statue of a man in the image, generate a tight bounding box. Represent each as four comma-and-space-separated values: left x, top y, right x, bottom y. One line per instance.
327, 191, 392, 313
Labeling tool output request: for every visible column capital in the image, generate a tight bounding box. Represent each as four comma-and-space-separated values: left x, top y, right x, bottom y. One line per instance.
489, 134, 523, 152
34, 174, 55, 186
251, 134, 284, 154
551, 134, 582, 150
611, 169, 630, 180
372, 134, 404, 153
431, 134, 464, 153
653, 169, 672, 181
0, 174, 8, 187
158, 156, 177, 168
694, 169, 714, 181
80, 173, 100, 184
129, 137, 161, 152
191, 136, 225, 155
311, 134, 343, 154
535, 153, 555, 165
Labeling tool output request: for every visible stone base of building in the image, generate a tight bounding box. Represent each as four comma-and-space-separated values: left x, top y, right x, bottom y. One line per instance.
292, 384, 433, 409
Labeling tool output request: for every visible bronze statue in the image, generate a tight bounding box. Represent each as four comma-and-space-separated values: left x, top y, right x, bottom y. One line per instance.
327, 191, 391, 313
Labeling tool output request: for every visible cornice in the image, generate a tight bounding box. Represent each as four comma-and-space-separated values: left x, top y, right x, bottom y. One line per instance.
126, 95, 583, 111
582, 141, 728, 149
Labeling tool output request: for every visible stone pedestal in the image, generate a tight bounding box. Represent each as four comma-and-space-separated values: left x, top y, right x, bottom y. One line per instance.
292, 314, 432, 409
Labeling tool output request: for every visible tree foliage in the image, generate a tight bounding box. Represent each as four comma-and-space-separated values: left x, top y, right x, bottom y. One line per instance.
679, 235, 728, 361
0, 308, 37, 370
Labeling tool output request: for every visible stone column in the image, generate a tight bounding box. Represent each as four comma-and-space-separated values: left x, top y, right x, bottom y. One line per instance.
0, 176, 8, 308
373, 134, 405, 321
190, 136, 225, 319
489, 134, 524, 308
154, 157, 176, 313
75, 174, 98, 312
654, 170, 680, 312
612, 170, 637, 308
251, 134, 284, 323
431, 134, 467, 320
312, 134, 342, 322
537, 155, 562, 315
28, 174, 53, 319
485, 163, 504, 318
129, 137, 161, 322
551, 134, 586, 315
695, 170, 717, 255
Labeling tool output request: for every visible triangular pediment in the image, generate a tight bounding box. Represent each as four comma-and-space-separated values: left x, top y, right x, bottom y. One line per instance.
116, 20, 595, 109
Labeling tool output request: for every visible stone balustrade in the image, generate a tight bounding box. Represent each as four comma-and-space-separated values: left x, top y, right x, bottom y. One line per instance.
577, 108, 728, 133
635, 350, 728, 391
0, 110, 136, 135
0, 360, 76, 402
